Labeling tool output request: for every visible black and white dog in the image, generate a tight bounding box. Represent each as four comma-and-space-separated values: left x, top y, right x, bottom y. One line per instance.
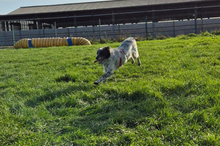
94, 37, 141, 85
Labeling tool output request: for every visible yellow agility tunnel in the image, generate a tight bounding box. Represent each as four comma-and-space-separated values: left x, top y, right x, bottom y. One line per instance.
14, 37, 91, 49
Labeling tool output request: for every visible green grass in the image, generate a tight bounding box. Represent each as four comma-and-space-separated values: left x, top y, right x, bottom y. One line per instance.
1, 34, 220, 145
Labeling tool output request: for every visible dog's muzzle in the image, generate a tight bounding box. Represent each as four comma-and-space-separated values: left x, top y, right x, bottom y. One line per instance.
94, 57, 104, 64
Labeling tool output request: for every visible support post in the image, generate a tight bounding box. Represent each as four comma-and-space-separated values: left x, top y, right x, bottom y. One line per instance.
1, 21, 6, 31
201, 18, 204, 32
152, 10, 155, 36
74, 17, 77, 28
93, 25, 95, 37
0, 21, 2, 31
19, 29, 21, 40
43, 25, 45, 38
0, 24, 2, 46
6, 21, 9, 31
194, 8, 198, 34
74, 16, 77, 37
99, 19, 101, 43
38, 21, 42, 29
67, 27, 70, 37
173, 20, 176, 37
92, 15, 95, 38
112, 13, 115, 37
54, 22, 57, 37
36, 21, 39, 29
201, 8, 204, 32
12, 25, 16, 45
145, 16, 148, 40
118, 24, 121, 36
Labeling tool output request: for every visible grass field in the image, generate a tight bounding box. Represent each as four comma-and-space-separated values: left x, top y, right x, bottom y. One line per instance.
1, 33, 220, 145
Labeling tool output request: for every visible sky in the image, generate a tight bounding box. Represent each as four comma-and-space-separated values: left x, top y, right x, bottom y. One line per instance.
0, 0, 108, 15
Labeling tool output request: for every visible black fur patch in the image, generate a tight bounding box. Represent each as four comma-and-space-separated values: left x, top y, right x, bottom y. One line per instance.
96, 46, 111, 60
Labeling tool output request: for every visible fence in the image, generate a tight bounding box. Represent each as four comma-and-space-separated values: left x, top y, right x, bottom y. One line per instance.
0, 17, 220, 46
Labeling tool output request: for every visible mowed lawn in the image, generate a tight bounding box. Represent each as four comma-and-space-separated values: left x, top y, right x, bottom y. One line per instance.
0, 34, 220, 145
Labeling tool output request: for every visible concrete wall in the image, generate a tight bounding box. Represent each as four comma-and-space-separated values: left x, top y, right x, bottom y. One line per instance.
0, 18, 220, 46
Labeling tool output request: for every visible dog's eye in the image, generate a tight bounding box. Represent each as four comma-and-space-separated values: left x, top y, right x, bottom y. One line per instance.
97, 48, 103, 54
97, 50, 102, 55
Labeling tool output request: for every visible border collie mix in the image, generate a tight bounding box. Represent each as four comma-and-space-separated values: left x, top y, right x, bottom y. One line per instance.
94, 37, 141, 85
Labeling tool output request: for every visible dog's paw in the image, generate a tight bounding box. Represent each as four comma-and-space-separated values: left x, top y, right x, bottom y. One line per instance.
94, 81, 100, 85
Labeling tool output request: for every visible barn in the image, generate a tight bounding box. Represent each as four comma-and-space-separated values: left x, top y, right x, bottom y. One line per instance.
0, 0, 220, 46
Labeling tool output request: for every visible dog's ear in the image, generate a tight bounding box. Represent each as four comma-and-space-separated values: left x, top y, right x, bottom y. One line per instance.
104, 46, 111, 58
104, 46, 110, 50
97, 48, 102, 54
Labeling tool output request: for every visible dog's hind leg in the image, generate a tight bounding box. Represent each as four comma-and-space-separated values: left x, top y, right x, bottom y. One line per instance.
131, 57, 135, 64
132, 50, 141, 66
131, 41, 141, 66
137, 57, 141, 66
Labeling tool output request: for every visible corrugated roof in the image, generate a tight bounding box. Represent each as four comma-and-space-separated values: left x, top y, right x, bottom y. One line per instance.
8, 0, 210, 15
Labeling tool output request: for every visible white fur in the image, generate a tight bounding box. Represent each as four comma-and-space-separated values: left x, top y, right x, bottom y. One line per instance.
94, 37, 141, 84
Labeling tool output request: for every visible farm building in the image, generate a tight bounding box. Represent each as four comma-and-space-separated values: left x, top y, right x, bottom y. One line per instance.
0, 0, 220, 31
0, 0, 220, 46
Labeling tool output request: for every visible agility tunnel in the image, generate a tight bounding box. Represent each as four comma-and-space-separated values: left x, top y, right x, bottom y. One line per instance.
14, 37, 91, 49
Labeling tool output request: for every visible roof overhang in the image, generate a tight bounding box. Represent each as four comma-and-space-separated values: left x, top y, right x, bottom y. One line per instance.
0, 0, 219, 27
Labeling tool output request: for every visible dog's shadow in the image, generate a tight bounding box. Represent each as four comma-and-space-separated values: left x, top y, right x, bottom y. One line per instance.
25, 78, 162, 142
25, 84, 94, 107
68, 88, 164, 134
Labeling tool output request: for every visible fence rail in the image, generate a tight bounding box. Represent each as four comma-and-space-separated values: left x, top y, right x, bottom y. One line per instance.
0, 18, 220, 46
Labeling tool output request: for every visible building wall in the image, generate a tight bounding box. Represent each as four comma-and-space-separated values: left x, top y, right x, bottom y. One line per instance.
0, 18, 220, 46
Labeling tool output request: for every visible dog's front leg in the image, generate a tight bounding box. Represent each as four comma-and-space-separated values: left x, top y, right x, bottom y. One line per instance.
94, 71, 113, 85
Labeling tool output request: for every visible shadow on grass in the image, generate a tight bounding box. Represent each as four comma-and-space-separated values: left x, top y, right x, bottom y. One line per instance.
55, 74, 77, 83
25, 83, 167, 145
25, 84, 94, 107
69, 88, 167, 133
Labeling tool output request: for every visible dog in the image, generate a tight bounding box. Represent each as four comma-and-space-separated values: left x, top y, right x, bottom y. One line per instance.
94, 37, 141, 85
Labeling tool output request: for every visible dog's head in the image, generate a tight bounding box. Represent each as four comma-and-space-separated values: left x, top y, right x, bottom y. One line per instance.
94, 46, 111, 64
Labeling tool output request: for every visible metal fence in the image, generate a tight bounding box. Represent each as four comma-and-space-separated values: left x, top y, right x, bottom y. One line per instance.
0, 17, 220, 46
